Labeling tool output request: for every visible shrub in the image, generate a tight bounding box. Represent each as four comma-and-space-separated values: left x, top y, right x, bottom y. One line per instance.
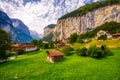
87, 45, 96, 56
91, 47, 105, 58
97, 35, 107, 40
68, 33, 78, 43
76, 45, 112, 58
17, 50, 25, 55
6, 52, 14, 57
76, 47, 87, 56
101, 45, 113, 56
62, 46, 74, 56
42, 43, 49, 49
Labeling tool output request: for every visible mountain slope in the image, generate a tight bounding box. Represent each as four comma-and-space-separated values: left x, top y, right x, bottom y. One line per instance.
30, 30, 42, 40
0, 10, 17, 42
53, 1, 120, 40
43, 24, 56, 42
59, 0, 120, 20
11, 18, 33, 42
79, 21, 120, 39
0, 10, 33, 43
0, 0, 101, 34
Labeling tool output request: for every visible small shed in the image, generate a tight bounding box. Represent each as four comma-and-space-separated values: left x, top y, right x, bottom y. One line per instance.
47, 50, 63, 63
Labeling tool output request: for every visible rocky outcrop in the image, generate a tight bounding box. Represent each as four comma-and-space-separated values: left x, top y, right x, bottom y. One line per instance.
43, 24, 56, 42
54, 5, 120, 40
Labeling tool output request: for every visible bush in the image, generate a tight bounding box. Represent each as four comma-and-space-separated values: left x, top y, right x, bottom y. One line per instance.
17, 50, 25, 55
87, 45, 96, 56
76, 47, 87, 56
43, 43, 49, 49
62, 46, 74, 56
6, 52, 14, 57
68, 33, 78, 44
101, 45, 113, 56
97, 35, 107, 40
91, 47, 105, 58
76, 45, 112, 59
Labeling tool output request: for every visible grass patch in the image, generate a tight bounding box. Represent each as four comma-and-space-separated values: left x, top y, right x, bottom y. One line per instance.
74, 39, 120, 49
0, 49, 120, 80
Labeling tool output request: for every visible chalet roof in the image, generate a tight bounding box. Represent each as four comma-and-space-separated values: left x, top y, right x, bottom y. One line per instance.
112, 33, 120, 36
22, 44, 36, 47
11, 43, 22, 47
11, 43, 36, 48
47, 50, 63, 57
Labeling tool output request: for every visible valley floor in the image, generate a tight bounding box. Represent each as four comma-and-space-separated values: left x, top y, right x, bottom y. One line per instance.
0, 49, 120, 80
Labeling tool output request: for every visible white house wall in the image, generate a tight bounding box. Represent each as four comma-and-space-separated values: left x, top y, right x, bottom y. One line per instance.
25, 47, 37, 52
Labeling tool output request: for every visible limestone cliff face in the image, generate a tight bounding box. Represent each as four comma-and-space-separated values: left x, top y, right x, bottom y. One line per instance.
54, 5, 120, 40
43, 24, 56, 42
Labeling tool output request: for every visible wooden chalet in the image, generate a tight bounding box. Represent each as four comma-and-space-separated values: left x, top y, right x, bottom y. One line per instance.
11, 43, 37, 53
47, 50, 63, 63
11, 43, 25, 53
112, 33, 120, 39
96, 30, 112, 40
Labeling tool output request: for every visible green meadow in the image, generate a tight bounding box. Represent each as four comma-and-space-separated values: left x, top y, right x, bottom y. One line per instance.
0, 48, 120, 80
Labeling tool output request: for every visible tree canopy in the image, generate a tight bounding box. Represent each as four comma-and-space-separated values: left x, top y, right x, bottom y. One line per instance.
0, 29, 11, 60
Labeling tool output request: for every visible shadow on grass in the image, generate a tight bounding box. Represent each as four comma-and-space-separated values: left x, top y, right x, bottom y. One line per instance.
25, 50, 43, 56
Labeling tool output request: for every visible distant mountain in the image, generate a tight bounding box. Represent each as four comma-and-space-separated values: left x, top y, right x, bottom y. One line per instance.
11, 18, 33, 42
12, 19, 31, 35
0, 10, 17, 42
0, 10, 33, 43
30, 30, 42, 40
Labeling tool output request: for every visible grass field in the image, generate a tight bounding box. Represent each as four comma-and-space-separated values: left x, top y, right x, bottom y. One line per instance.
74, 39, 120, 49
0, 49, 120, 80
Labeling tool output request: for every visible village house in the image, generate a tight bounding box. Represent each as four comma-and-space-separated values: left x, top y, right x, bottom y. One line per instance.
96, 30, 112, 40
47, 50, 63, 63
61, 38, 68, 44
54, 42, 71, 48
112, 33, 120, 39
22, 44, 37, 52
11, 43, 37, 53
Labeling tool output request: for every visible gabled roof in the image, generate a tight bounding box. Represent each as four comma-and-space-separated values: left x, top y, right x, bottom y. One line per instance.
112, 33, 120, 36
47, 50, 63, 57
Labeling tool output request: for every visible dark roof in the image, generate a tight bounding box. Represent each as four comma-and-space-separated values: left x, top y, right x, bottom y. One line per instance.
11, 43, 36, 48
112, 33, 120, 36
47, 50, 63, 57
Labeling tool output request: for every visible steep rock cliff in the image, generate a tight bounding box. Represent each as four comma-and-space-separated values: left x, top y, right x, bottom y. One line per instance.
54, 5, 120, 40
43, 24, 56, 42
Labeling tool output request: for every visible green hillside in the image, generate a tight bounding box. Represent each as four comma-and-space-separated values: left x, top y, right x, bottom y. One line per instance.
0, 49, 120, 80
79, 21, 120, 39
59, 0, 120, 20
45, 24, 56, 29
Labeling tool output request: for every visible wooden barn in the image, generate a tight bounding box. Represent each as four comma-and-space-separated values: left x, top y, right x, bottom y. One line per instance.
47, 50, 63, 63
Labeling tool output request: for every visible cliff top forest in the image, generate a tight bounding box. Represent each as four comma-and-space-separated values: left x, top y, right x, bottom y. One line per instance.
59, 0, 120, 20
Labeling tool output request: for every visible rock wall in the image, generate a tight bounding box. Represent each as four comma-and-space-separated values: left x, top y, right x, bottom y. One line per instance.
54, 5, 120, 40
43, 25, 55, 42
